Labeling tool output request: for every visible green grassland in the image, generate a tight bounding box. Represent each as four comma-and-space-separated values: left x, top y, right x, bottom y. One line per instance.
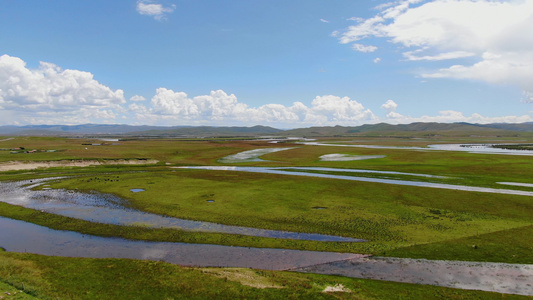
0, 135, 532, 298
0, 251, 528, 300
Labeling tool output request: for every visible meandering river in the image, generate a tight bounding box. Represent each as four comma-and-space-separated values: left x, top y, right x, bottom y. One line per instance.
0, 179, 361, 242
1, 216, 531, 295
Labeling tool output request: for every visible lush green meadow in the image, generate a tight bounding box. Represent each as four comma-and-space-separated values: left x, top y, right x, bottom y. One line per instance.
0, 135, 532, 298
3, 250, 528, 300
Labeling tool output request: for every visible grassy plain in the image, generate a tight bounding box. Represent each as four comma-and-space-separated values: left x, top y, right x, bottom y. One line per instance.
0, 251, 528, 300
0, 135, 532, 298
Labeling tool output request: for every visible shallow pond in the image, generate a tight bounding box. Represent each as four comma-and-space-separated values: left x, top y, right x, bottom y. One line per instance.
218, 147, 295, 163
0, 216, 359, 270
177, 166, 533, 197
0, 179, 362, 242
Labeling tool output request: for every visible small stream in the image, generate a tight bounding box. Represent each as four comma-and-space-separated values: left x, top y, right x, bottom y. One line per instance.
0, 216, 359, 270
1, 216, 531, 295
218, 147, 295, 163
0, 179, 362, 242
177, 166, 533, 197
302, 142, 533, 156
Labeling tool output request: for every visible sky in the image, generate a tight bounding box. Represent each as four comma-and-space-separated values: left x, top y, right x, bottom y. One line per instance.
1, 0, 532, 128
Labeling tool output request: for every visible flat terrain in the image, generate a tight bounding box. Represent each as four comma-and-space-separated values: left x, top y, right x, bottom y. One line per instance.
0, 134, 531, 299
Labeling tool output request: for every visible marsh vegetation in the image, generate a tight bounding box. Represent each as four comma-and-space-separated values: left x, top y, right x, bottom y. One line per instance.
0, 135, 531, 298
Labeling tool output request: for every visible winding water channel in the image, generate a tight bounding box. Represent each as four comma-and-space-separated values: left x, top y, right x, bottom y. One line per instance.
0, 179, 361, 242
1, 215, 531, 295
1, 144, 532, 295
302, 142, 533, 156
177, 166, 533, 197
0, 216, 359, 270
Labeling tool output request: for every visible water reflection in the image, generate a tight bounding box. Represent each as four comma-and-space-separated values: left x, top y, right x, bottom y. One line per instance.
302, 142, 533, 156
0, 217, 359, 270
218, 147, 295, 163
0, 179, 361, 242
177, 166, 533, 197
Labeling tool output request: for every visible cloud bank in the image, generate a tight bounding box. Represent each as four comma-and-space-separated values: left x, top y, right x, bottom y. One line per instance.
0, 54, 125, 124
0, 54, 530, 126
339, 0, 533, 102
130, 89, 377, 126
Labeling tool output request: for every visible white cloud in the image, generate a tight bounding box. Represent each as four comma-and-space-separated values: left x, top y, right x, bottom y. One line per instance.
0, 54, 125, 112
381, 99, 398, 111
373, 57, 382, 63
380, 102, 533, 124
320, 19, 329, 23
347, 17, 364, 22
381, 99, 404, 119
403, 50, 476, 61
136, 0, 176, 21
351, 44, 378, 53
131, 89, 377, 126
129, 95, 146, 102
339, 0, 533, 102
0, 54, 126, 125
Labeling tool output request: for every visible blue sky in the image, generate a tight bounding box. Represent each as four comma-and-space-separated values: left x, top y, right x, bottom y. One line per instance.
1, 0, 532, 127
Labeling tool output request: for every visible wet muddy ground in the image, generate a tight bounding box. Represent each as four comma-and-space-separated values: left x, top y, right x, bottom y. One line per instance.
292, 256, 533, 296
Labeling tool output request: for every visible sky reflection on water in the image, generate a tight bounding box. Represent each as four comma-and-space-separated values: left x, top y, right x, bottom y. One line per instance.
0, 179, 361, 242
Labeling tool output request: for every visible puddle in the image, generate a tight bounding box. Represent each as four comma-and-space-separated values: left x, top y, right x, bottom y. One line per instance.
0, 179, 362, 243
130, 188, 145, 193
177, 166, 533, 197
206, 200, 215, 203
0, 216, 360, 270
218, 147, 295, 163
312, 207, 327, 210
319, 154, 385, 161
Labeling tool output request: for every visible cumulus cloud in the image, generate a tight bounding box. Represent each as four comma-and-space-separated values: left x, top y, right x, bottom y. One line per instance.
136, 0, 176, 21
381, 99, 404, 119
0, 54, 125, 112
352, 44, 378, 53
0, 54, 126, 124
373, 57, 382, 63
129, 95, 146, 102
130, 89, 377, 126
339, 0, 533, 102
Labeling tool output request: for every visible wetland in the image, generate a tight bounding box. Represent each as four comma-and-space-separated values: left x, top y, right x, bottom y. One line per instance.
0, 134, 532, 298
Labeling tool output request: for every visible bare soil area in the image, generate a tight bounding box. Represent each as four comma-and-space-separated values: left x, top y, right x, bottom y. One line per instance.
0, 159, 159, 171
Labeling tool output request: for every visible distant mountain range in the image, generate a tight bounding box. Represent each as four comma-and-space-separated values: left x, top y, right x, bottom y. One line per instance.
0, 122, 532, 137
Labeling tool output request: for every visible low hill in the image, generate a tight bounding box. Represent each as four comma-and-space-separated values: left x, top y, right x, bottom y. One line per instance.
0, 122, 531, 137
0, 124, 282, 137
282, 122, 528, 137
